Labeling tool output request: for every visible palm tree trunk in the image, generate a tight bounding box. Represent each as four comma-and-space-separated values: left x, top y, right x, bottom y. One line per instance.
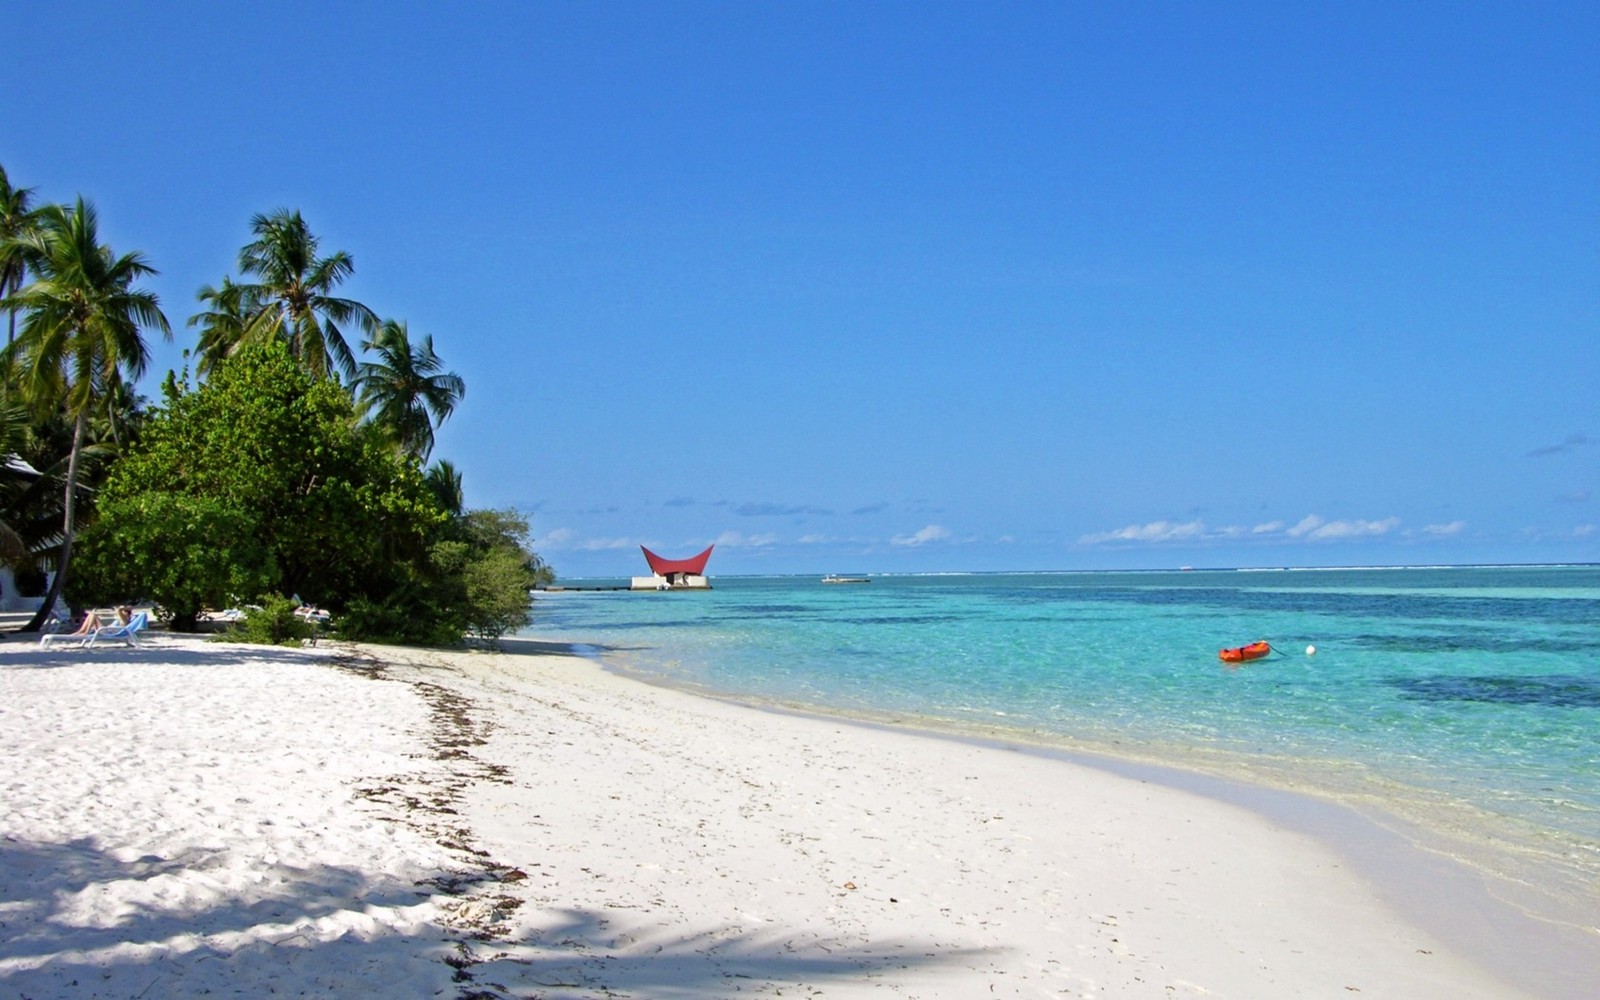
20, 411, 86, 633
3, 266, 17, 346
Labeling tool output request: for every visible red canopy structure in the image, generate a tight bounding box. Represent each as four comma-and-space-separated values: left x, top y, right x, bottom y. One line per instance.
640, 545, 714, 577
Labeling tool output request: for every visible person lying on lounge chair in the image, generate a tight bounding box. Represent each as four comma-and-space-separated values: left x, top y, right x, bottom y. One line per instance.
41, 606, 130, 646
85, 610, 147, 648
76, 607, 131, 634
293, 604, 330, 624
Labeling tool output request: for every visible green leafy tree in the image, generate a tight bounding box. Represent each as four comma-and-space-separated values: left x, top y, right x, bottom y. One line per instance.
337, 507, 550, 648
356, 319, 465, 461
460, 545, 540, 643
69, 493, 272, 630
1, 197, 169, 630
450, 508, 551, 645
70, 341, 446, 629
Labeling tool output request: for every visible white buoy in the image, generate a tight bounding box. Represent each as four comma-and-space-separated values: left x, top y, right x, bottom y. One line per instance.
1306, 644, 1317, 657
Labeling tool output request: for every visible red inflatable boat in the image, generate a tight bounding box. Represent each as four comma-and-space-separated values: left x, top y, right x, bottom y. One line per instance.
1219, 641, 1272, 663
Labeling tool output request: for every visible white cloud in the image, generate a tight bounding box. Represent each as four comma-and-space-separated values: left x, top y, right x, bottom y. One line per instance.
796, 533, 833, 545
1423, 520, 1466, 536
1303, 517, 1400, 540
1079, 519, 1207, 545
538, 529, 637, 551
892, 524, 951, 547
1279, 514, 1399, 540
580, 536, 639, 551
1518, 524, 1600, 541
1080, 513, 1402, 546
713, 530, 778, 548
1286, 515, 1325, 538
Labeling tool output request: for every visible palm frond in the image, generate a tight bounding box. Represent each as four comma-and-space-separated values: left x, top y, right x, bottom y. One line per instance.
233, 209, 374, 381
354, 319, 466, 461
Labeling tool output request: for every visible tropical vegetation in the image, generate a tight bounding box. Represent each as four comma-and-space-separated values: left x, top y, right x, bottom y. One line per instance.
0, 165, 42, 346
356, 319, 466, 462
3, 197, 171, 632
0, 161, 550, 646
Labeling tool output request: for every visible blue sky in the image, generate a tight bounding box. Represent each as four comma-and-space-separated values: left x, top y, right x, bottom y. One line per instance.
5, 2, 1596, 576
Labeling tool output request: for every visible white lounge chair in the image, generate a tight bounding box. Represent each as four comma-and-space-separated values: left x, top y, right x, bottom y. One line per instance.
39, 628, 91, 648
40, 609, 97, 648
86, 611, 148, 648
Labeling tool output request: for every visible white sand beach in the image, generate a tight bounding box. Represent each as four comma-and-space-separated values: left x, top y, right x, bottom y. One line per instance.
2, 632, 1592, 998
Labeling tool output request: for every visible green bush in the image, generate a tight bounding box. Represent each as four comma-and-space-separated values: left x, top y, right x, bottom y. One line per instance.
462, 545, 536, 645
438, 509, 540, 647
76, 342, 447, 631
71, 493, 273, 632
220, 595, 318, 646
336, 587, 464, 647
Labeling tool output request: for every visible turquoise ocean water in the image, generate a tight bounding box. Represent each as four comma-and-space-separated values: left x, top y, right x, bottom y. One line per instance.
524, 565, 1599, 913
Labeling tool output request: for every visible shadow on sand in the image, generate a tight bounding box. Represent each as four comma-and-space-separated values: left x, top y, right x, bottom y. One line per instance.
0, 835, 451, 996
0, 633, 338, 671
0, 836, 986, 999
461, 906, 995, 998
0, 623, 646, 668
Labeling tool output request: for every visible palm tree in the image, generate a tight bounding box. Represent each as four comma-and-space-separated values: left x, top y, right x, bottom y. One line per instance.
0, 397, 35, 563
425, 459, 465, 517
0, 164, 44, 346
234, 209, 376, 381
187, 275, 253, 376
1, 197, 169, 630
355, 319, 465, 462
0, 403, 118, 596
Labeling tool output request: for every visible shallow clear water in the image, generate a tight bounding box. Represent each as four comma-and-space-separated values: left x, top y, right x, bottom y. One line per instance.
525, 566, 1600, 880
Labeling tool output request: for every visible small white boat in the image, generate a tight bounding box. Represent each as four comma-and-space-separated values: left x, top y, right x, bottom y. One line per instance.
821, 574, 871, 584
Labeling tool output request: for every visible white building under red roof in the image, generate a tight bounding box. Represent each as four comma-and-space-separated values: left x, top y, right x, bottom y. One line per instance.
630, 545, 714, 590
